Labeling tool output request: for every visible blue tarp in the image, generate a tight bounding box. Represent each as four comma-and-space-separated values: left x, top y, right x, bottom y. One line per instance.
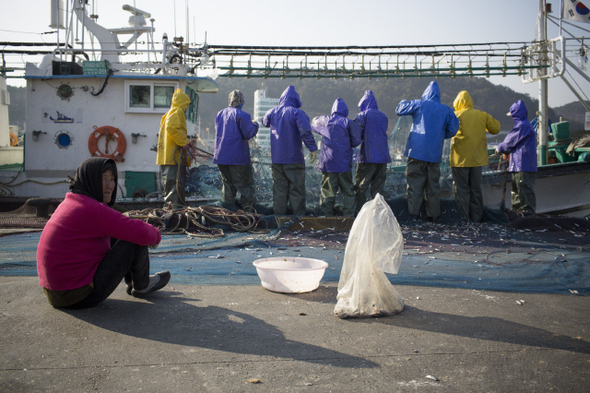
1, 232, 588, 294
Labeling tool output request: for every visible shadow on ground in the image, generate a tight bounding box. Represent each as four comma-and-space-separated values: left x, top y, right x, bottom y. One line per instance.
351, 305, 590, 354
64, 291, 378, 368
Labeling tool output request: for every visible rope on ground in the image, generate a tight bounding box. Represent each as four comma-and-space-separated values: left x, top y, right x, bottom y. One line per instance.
123, 206, 223, 238
195, 205, 268, 233
123, 205, 268, 238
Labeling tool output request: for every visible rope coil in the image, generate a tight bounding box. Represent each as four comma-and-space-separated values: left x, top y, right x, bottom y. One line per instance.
123, 205, 268, 238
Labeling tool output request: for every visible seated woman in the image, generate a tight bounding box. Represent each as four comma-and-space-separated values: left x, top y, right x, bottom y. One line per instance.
36, 157, 170, 309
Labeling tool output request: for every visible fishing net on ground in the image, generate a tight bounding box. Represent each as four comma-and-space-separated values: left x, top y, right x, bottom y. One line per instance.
0, 198, 61, 229
123, 204, 269, 238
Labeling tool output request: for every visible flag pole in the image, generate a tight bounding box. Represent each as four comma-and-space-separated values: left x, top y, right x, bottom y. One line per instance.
538, 0, 549, 166
559, 0, 564, 35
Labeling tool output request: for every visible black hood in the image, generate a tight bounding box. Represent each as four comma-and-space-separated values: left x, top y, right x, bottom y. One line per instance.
69, 158, 118, 206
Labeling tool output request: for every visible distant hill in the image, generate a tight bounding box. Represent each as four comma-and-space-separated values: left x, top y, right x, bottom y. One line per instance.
552, 100, 589, 135
197, 77, 588, 135
7, 77, 589, 135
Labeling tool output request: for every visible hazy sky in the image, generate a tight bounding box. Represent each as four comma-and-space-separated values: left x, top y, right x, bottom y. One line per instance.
1, 0, 589, 107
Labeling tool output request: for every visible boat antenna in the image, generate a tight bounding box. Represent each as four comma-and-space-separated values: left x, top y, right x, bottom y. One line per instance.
537, 0, 548, 166
186, 0, 189, 45
173, 0, 177, 39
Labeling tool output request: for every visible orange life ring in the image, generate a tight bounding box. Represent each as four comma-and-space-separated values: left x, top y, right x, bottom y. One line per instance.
9, 132, 18, 147
88, 126, 127, 162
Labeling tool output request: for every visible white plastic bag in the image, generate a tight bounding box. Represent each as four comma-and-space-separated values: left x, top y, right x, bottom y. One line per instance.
334, 194, 405, 318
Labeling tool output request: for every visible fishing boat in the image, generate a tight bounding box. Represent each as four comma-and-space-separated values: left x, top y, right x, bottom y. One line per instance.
0, 0, 218, 200
0, 0, 588, 218
481, 0, 590, 217
390, 115, 590, 218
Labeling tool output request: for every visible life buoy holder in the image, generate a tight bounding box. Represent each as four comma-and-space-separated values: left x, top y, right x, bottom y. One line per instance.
88, 126, 126, 162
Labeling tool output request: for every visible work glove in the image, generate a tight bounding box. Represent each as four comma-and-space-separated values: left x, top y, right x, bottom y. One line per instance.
309, 150, 317, 164
181, 142, 197, 162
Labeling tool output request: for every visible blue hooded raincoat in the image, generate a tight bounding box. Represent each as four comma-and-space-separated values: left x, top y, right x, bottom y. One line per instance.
214, 107, 259, 165
497, 100, 537, 173
354, 91, 391, 164
396, 81, 459, 163
311, 98, 361, 173
262, 86, 318, 164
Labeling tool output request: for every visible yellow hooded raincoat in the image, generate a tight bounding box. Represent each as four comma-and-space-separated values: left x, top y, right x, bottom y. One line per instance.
157, 89, 191, 166
451, 91, 501, 167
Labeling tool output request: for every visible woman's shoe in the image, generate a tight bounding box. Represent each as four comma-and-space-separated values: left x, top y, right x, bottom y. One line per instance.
131, 271, 171, 298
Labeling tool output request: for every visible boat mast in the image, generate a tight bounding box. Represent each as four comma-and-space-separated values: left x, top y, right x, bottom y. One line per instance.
538, 0, 549, 166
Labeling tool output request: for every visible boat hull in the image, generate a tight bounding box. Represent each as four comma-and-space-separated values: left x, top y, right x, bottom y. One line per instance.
483, 161, 590, 217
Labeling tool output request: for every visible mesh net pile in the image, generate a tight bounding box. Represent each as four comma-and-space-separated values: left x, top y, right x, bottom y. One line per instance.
0, 198, 60, 229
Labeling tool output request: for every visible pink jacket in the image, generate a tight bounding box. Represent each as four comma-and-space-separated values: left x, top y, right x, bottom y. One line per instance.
37, 193, 161, 291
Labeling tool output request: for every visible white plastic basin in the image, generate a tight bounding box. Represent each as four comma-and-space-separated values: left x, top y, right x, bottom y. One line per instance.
253, 257, 329, 293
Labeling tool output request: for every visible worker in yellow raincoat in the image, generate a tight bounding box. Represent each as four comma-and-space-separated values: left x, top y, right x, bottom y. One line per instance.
157, 89, 192, 207
451, 90, 501, 222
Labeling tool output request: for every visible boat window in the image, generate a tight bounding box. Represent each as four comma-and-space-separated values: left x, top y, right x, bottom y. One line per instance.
54, 131, 73, 149
125, 82, 178, 113
154, 86, 175, 108
129, 85, 150, 108
185, 86, 198, 123
57, 84, 74, 100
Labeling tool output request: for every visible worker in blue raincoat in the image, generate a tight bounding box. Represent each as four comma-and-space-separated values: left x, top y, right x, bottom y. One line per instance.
214, 90, 259, 209
396, 81, 459, 222
262, 86, 318, 216
496, 100, 537, 215
311, 98, 361, 216
353, 90, 390, 215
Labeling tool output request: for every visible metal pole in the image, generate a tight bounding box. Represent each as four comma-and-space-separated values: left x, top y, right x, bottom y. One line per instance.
559, 0, 564, 34
55, 0, 60, 61
538, 0, 548, 166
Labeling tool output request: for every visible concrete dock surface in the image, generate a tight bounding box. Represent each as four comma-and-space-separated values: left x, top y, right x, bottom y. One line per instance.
1, 277, 589, 392
0, 213, 589, 392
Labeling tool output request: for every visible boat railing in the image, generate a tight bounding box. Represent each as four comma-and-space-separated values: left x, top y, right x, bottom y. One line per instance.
49, 44, 212, 76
